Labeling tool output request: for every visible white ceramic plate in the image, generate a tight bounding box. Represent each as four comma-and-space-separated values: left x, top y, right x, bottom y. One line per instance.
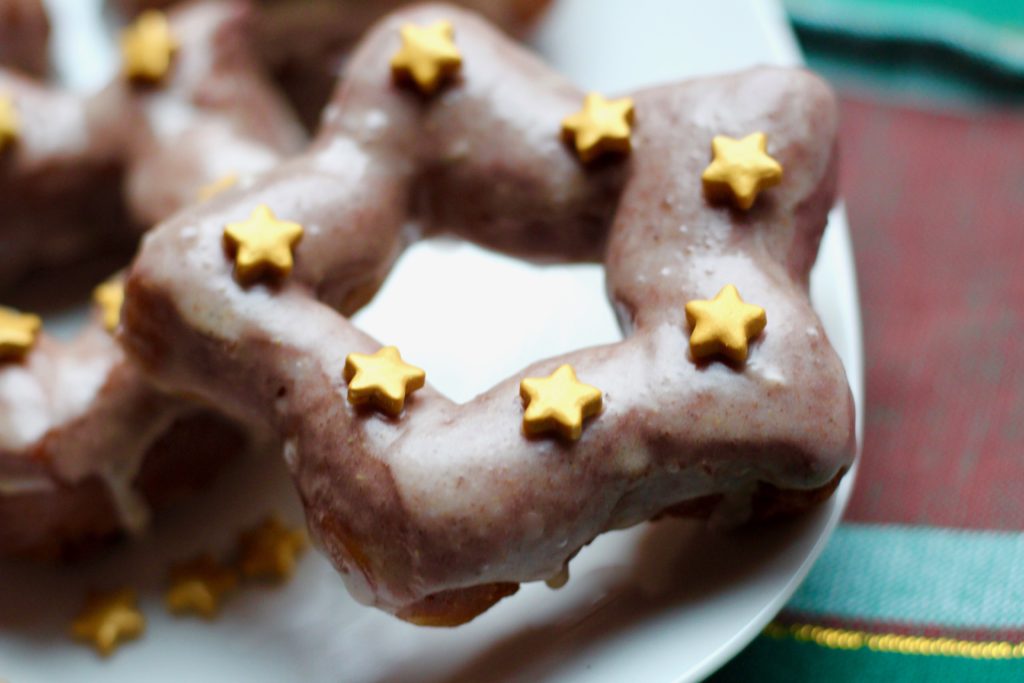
0, 1, 863, 681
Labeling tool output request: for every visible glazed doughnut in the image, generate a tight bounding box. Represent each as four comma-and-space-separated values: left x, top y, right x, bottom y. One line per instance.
0, 0, 49, 76
122, 4, 856, 624
0, 0, 303, 288
115, 0, 550, 126
0, 0, 302, 557
0, 309, 249, 558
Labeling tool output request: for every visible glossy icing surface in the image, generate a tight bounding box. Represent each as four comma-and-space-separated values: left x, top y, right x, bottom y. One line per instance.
116, 0, 551, 125
123, 4, 855, 621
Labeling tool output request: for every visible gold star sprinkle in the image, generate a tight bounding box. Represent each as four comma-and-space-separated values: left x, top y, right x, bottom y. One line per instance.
701, 132, 783, 210
561, 93, 635, 164
70, 588, 145, 657
198, 173, 238, 202
165, 554, 238, 619
93, 277, 124, 333
0, 94, 19, 151
390, 21, 462, 95
0, 306, 41, 362
684, 284, 767, 363
223, 204, 304, 285
121, 10, 178, 83
237, 517, 308, 581
344, 345, 426, 416
520, 364, 602, 441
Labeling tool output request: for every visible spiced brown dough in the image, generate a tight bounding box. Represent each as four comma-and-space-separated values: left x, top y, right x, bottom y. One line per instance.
115, 0, 550, 126
122, 4, 856, 625
0, 0, 303, 289
0, 0, 302, 557
0, 0, 49, 76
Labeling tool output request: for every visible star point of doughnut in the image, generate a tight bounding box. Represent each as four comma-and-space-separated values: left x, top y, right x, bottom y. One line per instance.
237, 517, 308, 581
701, 131, 783, 210
390, 20, 463, 94
0, 93, 19, 150
344, 345, 426, 417
70, 588, 145, 657
0, 306, 41, 361
165, 554, 238, 619
223, 204, 304, 285
685, 284, 767, 364
520, 364, 603, 441
561, 93, 635, 164
93, 277, 125, 333
120, 10, 178, 84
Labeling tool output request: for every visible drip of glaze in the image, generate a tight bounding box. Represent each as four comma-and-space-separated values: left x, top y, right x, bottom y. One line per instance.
545, 563, 570, 589
97, 459, 151, 535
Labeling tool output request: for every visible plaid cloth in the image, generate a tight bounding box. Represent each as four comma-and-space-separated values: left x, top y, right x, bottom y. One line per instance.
712, 96, 1024, 681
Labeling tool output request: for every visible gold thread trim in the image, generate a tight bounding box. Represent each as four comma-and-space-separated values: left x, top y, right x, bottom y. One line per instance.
764, 622, 1024, 660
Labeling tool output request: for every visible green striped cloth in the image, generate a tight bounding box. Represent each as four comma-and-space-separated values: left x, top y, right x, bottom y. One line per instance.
711, 4, 1024, 676
786, 0, 1024, 76
720, 633, 1024, 683
785, 0, 1024, 105
715, 526, 1024, 680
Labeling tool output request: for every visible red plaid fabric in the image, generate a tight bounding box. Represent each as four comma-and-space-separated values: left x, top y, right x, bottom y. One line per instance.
841, 97, 1024, 532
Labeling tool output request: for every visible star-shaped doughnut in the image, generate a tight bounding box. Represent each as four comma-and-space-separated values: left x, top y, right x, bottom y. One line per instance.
120, 10, 178, 84
684, 284, 767, 364
93, 277, 125, 333
165, 554, 238, 619
520, 364, 603, 441
0, 94, 19, 151
0, 306, 41, 362
237, 517, 308, 581
343, 345, 426, 417
561, 93, 635, 164
390, 21, 462, 95
701, 131, 783, 210
223, 204, 304, 285
117, 7, 854, 627
70, 588, 145, 657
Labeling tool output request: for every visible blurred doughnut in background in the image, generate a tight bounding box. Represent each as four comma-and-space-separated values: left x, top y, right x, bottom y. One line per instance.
113, 0, 551, 126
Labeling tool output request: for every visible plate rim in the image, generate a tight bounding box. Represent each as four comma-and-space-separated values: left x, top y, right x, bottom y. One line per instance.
682, 204, 865, 682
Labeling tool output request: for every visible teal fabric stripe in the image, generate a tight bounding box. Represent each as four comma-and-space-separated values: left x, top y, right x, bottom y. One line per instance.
785, 0, 1024, 76
710, 633, 1024, 683
787, 524, 1024, 628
